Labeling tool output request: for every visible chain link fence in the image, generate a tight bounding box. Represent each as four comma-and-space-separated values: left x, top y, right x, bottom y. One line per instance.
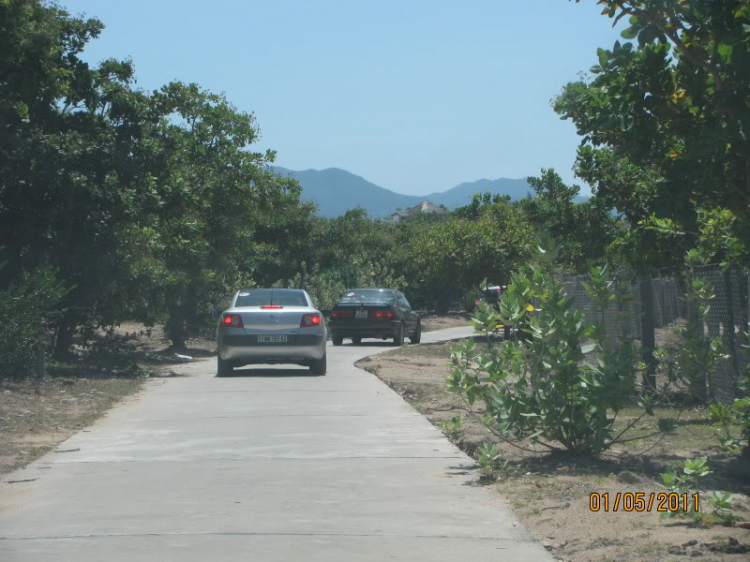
559, 265, 749, 402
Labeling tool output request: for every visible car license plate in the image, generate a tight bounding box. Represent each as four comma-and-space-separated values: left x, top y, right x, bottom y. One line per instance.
257, 335, 287, 343
355, 309, 368, 319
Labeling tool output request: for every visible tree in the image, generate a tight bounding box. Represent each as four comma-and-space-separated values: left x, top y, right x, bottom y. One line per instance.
0, 1, 314, 355
517, 169, 620, 271
561, 0, 750, 268
0, 0, 157, 356
410, 201, 535, 311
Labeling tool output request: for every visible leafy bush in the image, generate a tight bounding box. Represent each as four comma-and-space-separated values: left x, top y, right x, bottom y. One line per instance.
476, 442, 507, 476
447, 239, 652, 456
661, 457, 736, 526
654, 276, 727, 402
440, 415, 465, 442
0, 268, 67, 380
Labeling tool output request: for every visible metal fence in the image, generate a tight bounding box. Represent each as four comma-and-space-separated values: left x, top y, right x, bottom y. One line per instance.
559, 265, 749, 402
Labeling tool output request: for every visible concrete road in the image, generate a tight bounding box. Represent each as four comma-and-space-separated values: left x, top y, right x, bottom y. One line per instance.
0, 327, 552, 561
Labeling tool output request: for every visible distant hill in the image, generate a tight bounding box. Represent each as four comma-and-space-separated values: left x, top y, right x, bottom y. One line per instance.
271, 166, 587, 218
427, 178, 533, 209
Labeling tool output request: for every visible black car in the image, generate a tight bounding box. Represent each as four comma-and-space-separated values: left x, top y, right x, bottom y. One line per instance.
327, 288, 421, 346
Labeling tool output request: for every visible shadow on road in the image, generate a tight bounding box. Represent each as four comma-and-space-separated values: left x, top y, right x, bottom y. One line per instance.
216, 367, 323, 378
346, 341, 398, 348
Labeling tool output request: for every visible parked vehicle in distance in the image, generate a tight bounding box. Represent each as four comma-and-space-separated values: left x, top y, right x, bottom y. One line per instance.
475, 285, 510, 337
216, 288, 327, 376
476, 284, 537, 341
327, 288, 421, 346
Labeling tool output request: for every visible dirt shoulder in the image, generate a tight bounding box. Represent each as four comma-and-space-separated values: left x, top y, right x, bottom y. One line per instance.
358, 338, 750, 562
419, 311, 472, 333
0, 376, 144, 476
0, 322, 213, 478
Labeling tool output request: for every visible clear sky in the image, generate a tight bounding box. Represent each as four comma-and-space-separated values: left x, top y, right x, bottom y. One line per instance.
61, 0, 625, 196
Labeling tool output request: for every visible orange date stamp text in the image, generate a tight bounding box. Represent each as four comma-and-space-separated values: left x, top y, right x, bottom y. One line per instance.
588, 492, 700, 512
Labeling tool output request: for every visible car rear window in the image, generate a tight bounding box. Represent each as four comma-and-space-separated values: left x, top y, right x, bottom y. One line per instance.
235, 289, 308, 307
338, 289, 395, 304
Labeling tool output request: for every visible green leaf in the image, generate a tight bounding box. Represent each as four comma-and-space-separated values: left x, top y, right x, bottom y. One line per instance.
581, 343, 597, 354
717, 44, 733, 58
620, 26, 638, 40
597, 48, 608, 67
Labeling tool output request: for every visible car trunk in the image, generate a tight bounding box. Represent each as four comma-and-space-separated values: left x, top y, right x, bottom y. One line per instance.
234, 307, 309, 336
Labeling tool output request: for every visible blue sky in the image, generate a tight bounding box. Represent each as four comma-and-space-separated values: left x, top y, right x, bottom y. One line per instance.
62, 0, 625, 196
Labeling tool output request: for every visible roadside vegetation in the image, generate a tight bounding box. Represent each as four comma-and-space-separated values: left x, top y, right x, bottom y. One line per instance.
2, 1, 750, 555
1, 0, 622, 379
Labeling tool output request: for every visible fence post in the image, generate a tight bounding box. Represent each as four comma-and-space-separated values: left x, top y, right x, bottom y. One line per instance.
640, 276, 657, 392
723, 270, 741, 398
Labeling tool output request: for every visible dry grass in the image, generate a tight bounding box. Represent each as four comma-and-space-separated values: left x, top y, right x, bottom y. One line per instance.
0, 376, 143, 476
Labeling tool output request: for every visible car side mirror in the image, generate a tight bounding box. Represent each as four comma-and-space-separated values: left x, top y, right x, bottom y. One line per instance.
210, 309, 222, 319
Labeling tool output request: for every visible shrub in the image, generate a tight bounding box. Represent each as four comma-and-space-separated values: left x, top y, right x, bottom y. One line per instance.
447, 239, 653, 456
0, 267, 67, 380
661, 457, 736, 526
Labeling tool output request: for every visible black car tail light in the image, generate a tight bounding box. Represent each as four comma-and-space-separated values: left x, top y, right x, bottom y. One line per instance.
330, 310, 354, 318
371, 310, 395, 319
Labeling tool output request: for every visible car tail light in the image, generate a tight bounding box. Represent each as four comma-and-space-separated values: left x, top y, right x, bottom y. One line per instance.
222, 313, 244, 328
371, 311, 395, 319
261, 305, 283, 309
330, 310, 354, 318
300, 313, 321, 328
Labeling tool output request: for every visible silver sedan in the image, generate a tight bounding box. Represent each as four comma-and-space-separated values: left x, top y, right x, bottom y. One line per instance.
216, 288, 327, 376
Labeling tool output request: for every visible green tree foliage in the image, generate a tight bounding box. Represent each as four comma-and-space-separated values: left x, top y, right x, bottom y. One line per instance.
0, 1, 312, 358
0, 267, 67, 379
130, 83, 308, 349
562, 0, 750, 269
517, 169, 621, 271
409, 200, 535, 311
271, 209, 408, 310
0, 0, 150, 355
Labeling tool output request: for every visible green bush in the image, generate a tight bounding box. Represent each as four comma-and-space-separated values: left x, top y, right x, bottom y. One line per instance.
661, 457, 736, 526
0, 268, 67, 380
447, 239, 652, 456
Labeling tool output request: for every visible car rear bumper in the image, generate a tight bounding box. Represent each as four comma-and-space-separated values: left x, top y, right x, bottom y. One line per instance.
218, 334, 325, 363
329, 321, 399, 339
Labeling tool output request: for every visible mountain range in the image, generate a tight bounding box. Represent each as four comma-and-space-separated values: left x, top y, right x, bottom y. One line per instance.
271, 166, 559, 218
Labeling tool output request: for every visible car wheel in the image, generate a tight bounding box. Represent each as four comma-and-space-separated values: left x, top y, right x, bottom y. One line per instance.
310, 352, 326, 375
393, 322, 405, 346
217, 355, 233, 377
410, 321, 421, 344
332, 334, 343, 346
352, 337, 362, 345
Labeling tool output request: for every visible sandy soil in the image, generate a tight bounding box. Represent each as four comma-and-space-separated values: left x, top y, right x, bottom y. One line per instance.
0, 377, 144, 476
358, 337, 750, 562
419, 312, 472, 333
0, 322, 215, 478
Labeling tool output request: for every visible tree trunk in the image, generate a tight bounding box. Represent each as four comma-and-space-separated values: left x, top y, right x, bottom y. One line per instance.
166, 289, 187, 351
53, 312, 78, 359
